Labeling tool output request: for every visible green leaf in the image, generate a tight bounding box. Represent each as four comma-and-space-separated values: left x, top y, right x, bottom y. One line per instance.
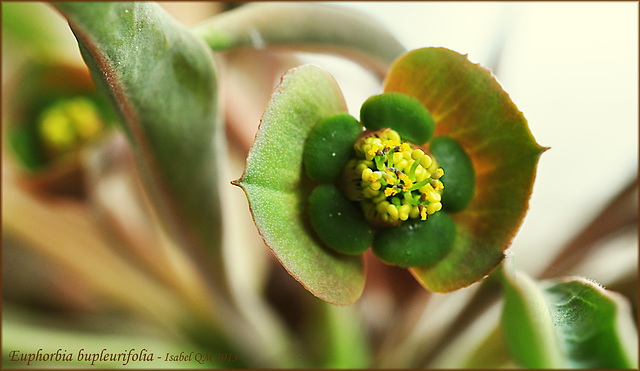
233, 64, 365, 305
2, 2, 76, 59
192, 3, 406, 77
384, 47, 545, 292
502, 267, 564, 368
502, 266, 638, 368
461, 323, 514, 369
319, 303, 371, 368
54, 3, 223, 260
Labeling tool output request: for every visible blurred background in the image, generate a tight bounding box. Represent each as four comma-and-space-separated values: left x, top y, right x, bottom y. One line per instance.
2, 2, 637, 368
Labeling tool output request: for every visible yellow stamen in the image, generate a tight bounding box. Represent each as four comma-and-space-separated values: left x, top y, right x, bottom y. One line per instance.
414, 167, 427, 181
398, 204, 411, 221
421, 155, 432, 168
427, 160, 439, 174
419, 205, 428, 220
396, 159, 409, 171
367, 148, 378, 159
343, 128, 445, 226
386, 204, 399, 221
427, 202, 442, 215
361, 168, 373, 182
382, 171, 396, 185
393, 151, 403, 164
385, 139, 401, 149
427, 190, 441, 203
411, 149, 424, 160
410, 205, 420, 219
384, 187, 397, 197
398, 173, 413, 190
431, 168, 444, 180
431, 179, 444, 191
386, 129, 401, 142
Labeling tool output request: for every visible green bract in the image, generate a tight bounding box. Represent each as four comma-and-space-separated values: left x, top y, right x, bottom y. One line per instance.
429, 136, 475, 212
360, 92, 435, 144
304, 113, 362, 182
235, 47, 544, 302
372, 212, 456, 267
308, 184, 373, 255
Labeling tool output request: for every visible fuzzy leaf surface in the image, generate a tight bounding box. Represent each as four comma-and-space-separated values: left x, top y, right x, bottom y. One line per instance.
502, 267, 638, 368
234, 65, 365, 305
54, 3, 223, 258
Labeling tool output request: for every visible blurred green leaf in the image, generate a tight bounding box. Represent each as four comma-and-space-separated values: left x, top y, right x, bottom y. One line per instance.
502, 266, 638, 368
233, 64, 365, 305
4, 61, 114, 172
461, 324, 514, 369
2, 2, 72, 59
318, 303, 370, 368
53, 3, 223, 261
502, 267, 564, 368
192, 3, 406, 77
383, 48, 545, 292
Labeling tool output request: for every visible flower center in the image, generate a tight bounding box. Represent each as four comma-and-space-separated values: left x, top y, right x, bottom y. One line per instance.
342, 128, 444, 227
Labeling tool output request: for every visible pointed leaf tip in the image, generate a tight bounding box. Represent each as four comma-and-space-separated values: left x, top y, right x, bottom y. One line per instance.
384, 47, 544, 292
237, 64, 365, 305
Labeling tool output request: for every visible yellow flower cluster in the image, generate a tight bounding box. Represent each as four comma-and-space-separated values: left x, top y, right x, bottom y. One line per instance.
342, 129, 444, 227
39, 97, 104, 157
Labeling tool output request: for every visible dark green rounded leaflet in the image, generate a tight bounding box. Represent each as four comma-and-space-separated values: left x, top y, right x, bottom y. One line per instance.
360, 92, 435, 144
303, 113, 362, 182
308, 184, 373, 255
372, 212, 456, 268
429, 136, 475, 212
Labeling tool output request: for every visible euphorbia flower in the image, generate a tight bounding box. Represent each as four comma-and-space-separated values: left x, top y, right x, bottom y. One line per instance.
233, 47, 545, 305
5, 61, 115, 173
